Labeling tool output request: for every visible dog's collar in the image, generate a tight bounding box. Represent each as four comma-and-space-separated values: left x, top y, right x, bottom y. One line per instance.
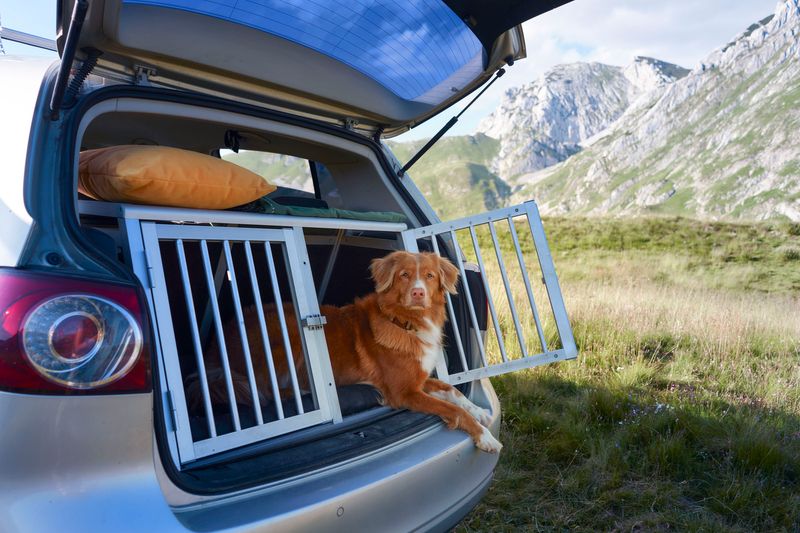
391, 317, 416, 331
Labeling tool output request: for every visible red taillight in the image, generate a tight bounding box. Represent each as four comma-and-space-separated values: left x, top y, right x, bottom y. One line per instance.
0, 269, 151, 394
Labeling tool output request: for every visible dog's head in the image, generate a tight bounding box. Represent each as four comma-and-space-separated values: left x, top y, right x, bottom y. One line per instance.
369, 251, 459, 310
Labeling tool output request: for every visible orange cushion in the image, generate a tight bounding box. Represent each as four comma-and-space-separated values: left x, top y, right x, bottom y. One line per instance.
78, 145, 276, 209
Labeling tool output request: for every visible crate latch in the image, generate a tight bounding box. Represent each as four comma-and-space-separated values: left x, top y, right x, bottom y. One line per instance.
302, 314, 328, 330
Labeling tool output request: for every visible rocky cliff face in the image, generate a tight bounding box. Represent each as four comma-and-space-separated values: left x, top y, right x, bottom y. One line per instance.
477, 58, 689, 179
514, 0, 800, 221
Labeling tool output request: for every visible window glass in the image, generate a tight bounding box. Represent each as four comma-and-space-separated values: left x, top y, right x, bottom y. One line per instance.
221, 150, 314, 193
123, 0, 484, 104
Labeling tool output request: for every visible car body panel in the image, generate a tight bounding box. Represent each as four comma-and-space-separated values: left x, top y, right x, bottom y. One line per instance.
0, 381, 501, 532
0, 57, 56, 267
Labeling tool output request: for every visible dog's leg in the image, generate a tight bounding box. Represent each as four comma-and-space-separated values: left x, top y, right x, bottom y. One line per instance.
423, 378, 493, 427
392, 390, 502, 453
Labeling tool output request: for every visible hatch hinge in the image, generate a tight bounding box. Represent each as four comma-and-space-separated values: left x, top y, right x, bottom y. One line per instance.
301, 314, 328, 330
134, 65, 156, 86
142, 250, 156, 289
344, 117, 359, 131
165, 391, 179, 431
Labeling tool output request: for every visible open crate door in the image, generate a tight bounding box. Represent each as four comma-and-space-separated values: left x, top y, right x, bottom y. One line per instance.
402, 201, 577, 385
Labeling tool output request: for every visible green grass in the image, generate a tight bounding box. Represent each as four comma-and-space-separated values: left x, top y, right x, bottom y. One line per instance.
457, 217, 800, 532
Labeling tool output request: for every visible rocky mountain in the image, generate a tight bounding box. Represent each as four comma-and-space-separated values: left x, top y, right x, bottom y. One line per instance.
513, 0, 800, 221
477, 58, 689, 178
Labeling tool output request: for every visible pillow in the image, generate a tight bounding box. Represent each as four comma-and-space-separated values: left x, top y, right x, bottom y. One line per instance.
78, 145, 276, 209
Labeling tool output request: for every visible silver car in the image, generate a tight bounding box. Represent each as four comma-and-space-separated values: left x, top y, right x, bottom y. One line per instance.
0, 1, 576, 531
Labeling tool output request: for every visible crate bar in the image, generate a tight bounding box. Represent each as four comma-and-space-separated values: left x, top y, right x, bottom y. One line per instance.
466, 226, 509, 363
506, 216, 548, 353
193, 410, 327, 459
287, 227, 342, 423
406, 203, 527, 241
79, 200, 407, 233
263, 241, 305, 415
524, 202, 578, 358
487, 220, 528, 359
140, 223, 197, 462
244, 241, 285, 420
280, 242, 318, 409
199, 240, 242, 431
175, 239, 217, 438
447, 349, 567, 384
223, 240, 264, 425
448, 229, 489, 368
198, 251, 228, 352
429, 236, 468, 374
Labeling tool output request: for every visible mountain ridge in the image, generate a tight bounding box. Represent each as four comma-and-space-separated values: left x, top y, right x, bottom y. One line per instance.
394, 0, 799, 222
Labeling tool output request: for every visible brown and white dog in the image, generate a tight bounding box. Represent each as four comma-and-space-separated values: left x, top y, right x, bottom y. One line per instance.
201, 251, 502, 453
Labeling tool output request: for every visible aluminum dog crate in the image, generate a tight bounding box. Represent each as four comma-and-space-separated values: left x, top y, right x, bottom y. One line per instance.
79, 200, 575, 465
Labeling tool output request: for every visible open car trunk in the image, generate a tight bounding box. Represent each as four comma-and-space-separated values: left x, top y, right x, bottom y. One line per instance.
75, 94, 576, 492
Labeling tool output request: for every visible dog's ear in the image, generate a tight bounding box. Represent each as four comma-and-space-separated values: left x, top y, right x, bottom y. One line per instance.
370, 254, 397, 293
437, 256, 460, 295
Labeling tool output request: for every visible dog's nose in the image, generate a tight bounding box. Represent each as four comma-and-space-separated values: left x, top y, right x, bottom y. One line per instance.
411, 288, 425, 300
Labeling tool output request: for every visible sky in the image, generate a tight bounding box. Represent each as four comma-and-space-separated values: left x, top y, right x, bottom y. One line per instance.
0, 0, 779, 139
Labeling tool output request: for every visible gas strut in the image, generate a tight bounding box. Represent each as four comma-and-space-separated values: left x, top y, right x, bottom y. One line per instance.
398, 64, 508, 177
50, 0, 89, 120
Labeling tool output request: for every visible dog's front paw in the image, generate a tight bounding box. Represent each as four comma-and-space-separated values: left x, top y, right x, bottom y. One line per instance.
475, 427, 503, 453
473, 407, 492, 427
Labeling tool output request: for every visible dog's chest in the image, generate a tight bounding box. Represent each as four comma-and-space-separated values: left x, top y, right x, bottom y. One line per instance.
415, 318, 442, 375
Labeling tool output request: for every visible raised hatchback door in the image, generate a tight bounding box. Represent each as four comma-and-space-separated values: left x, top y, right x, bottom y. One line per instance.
57, 0, 572, 136
402, 201, 577, 385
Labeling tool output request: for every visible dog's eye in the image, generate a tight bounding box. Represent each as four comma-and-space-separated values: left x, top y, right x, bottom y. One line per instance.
426, 273, 434, 279
400, 272, 410, 278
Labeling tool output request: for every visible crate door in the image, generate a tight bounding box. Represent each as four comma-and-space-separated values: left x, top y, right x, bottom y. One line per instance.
140, 222, 340, 464
401, 201, 577, 385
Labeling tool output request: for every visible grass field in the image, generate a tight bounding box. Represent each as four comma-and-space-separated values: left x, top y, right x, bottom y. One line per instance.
456, 216, 800, 532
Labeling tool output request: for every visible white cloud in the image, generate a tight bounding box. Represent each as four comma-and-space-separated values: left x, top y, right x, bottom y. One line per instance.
399, 0, 779, 140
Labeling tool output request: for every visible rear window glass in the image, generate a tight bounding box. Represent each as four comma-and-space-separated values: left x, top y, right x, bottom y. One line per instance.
221, 150, 314, 193
124, 0, 484, 105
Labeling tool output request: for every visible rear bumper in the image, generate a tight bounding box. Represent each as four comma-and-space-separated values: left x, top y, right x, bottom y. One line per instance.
0, 380, 500, 532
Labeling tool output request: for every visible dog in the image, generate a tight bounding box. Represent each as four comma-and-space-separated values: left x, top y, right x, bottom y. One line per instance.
196, 250, 502, 453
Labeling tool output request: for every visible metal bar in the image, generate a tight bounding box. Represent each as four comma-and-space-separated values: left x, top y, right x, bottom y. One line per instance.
0, 27, 57, 51
244, 241, 285, 420
487, 220, 528, 359
200, 240, 241, 431
281, 243, 318, 410
287, 227, 342, 423
317, 229, 344, 301
223, 240, 264, 425
139, 223, 196, 463
467, 225, 510, 363
525, 202, 578, 358
406, 204, 527, 240
429, 236, 468, 372
175, 240, 217, 438
192, 410, 327, 459
264, 242, 305, 415
78, 200, 407, 233
448, 230, 488, 368
198, 248, 227, 353
507, 216, 548, 352
445, 349, 569, 384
